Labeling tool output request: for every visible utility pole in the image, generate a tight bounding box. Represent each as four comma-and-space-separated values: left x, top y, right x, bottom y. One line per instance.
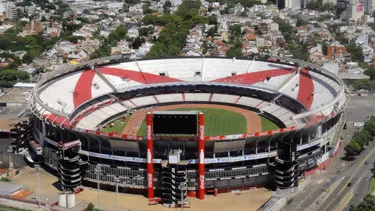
179, 182, 187, 211
94, 165, 102, 210
114, 177, 120, 211
35, 164, 41, 208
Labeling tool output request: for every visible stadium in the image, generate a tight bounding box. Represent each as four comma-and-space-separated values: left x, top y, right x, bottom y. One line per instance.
15, 56, 348, 205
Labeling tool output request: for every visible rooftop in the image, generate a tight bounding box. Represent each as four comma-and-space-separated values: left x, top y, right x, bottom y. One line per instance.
0, 87, 32, 104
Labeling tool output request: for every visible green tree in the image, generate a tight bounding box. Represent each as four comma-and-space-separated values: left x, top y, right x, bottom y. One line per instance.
132, 37, 143, 49
351, 79, 375, 90
142, 14, 157, 25
138, 27, 153, 37
364, 67, 375, 81
344, 140, 362, 158
229, 24, 242, 37
146, 0, 203, 57
86, 203, 95, 211
124, 0, 140, 5
0, 177, 10, 182
345, 43, 364, 62
296, 18, 308, 27
208, 15, 218, 25
114, 25, 128, 38
364, 117, 375, 136
349, 195, 375, 211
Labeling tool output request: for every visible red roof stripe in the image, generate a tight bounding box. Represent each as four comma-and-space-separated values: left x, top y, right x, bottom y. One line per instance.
297, 69, 314, 109
212, 68, 294, 84
73, 69, 96, 108
99, 67, 183, 84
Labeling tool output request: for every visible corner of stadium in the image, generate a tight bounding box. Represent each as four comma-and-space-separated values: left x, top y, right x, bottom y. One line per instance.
11, 56, 349, 205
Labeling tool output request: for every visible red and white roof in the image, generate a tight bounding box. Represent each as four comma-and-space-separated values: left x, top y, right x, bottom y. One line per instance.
35, 58, 345, 125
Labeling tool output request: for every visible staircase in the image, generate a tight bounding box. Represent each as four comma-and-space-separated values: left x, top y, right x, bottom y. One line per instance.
274, 140, 301, 189
58, 157, 82, 191
160, 149, 189, 207
161, 165, 187, 205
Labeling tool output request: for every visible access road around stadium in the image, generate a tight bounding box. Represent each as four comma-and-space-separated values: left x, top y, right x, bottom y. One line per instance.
282, 95, 375, 211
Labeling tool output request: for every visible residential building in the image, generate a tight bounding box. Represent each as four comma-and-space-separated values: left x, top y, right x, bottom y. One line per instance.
0, 1, 17, 20
285, 0, 301, 9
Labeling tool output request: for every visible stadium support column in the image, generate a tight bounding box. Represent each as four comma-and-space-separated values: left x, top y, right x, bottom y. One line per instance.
198, 113, 205, 200
146, 112, 154, 199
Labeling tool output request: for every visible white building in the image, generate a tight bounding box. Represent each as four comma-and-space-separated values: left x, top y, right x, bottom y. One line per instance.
284, 0, 301, 9
0, 1, 17, 20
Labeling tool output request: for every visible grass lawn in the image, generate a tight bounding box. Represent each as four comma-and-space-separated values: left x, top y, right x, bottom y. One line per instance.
261, 117, 279, 131
137, 107, 248, 136
101, 114, 132, 133
0, 205, 30, 211
369, 178, 375, 195
101, 107, 280, 136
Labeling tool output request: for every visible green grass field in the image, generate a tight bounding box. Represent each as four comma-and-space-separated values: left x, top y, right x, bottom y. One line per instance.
261, 117, 279, 131
0, 205, 30, 211
102, 114, 132, 133
370, 178, 375, 195
102, 107, 279, 136
137, 107, 248, 136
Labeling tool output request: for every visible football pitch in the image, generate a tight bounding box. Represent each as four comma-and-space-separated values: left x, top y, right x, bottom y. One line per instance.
137, 107, 248, 136
103, 107, 279, 136
0, 205, 30, 211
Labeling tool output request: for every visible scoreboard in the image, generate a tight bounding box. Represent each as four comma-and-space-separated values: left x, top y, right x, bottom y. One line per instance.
152, 111, 198, 135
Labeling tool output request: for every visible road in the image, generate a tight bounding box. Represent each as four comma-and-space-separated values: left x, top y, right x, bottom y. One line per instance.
281, 126, 351, 211
281, 96, 375, 211
284, 141, 375, 211
316, 145, 375, 211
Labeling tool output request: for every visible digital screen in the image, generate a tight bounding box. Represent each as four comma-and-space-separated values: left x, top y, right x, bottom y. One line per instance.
153, 113, 197, 135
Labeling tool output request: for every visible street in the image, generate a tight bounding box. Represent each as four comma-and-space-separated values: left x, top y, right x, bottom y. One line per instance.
316, 145, 375, 211
282, 96, 375, 211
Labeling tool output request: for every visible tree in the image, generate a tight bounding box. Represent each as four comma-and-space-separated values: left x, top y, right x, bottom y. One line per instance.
138, 27, 153, 37
86, 203, 95, 211
226, 47, 243, 58
114, 25, 128, 38
322, 43, 328, 55
364, 117, 375, 136
142, 3, 155, 14
364, 65, 375, 81
345, 43, 364, 62
344, 140, 362, 158
164, 0, 172, 7
351, 79, 375, 90
240, 11, 247, 17
206, 27, 216, 37
124, 0, 140, 5
22, 53, 34, 64
0, 177, 10, 182
132, 37, 143, 49
349, 195, 375, 211
229, 24, 242, 37
66, 36, 84, 43
296, 18, 308, 27
147, 0, 202, 57
142, 14, 157, 25
122, 3, 129, 12
353, 130, 372, 145
208, 15, 217, 25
